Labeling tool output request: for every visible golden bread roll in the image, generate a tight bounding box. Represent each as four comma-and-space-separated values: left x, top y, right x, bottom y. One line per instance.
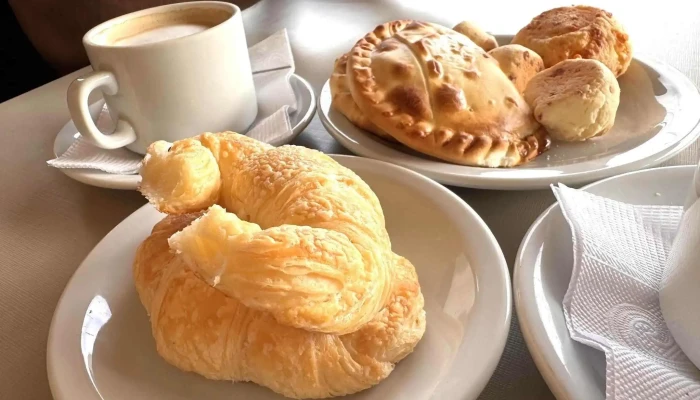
329, 53, 395, 141
512, 5, 632, 76
135, 132, 426, 398
347, 20, 549, 167
452, 20, 498, 51
524, 59, 620, 141
488, 44, 545, 93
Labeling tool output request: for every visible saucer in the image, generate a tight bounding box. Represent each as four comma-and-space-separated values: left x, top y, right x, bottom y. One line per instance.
53, 73, 316, 191
514, 165, 695, 399
47, 155, 511, 400
318, 35, 700, 190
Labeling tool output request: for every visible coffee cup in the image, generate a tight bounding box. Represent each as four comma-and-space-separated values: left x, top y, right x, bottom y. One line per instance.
67, 1, 257, 154
683, 161, 700, 210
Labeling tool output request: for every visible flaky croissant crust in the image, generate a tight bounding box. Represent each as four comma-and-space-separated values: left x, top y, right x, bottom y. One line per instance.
134, 132, 426, 398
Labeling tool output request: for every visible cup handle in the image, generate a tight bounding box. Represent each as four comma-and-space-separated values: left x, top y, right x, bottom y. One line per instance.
67, 71, 136, 149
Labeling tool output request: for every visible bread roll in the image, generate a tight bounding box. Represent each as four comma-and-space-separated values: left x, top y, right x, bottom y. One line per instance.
524, 59, 620, 141
488, 44, 544, 93
512, 6, 632, 76
452, 20, 498, 51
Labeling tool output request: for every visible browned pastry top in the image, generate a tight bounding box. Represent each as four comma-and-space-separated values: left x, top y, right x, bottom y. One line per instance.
522, 6, 612, 37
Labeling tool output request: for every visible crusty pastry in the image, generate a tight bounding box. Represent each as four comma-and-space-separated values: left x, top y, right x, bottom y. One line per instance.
524, 59, 620, 141
135, 132, 426, 398
512, 5, 632, 76
452, 20, 498, 51
346, 20, 549, 167
488, 44, 544, 94
330, 53, 395, 141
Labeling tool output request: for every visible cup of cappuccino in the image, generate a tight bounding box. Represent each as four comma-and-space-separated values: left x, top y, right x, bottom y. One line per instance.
67, 1, 257, 154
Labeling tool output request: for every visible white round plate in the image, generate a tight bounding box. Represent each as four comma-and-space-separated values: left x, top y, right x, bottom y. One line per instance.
53, 73, 316, 191
47, 155, 511, 400
514, 165, 694, 400
318, 35, 700, 190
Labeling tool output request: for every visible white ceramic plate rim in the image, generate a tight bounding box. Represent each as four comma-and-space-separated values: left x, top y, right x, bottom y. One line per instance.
47, 155, 512, 400
513, 165, 695, 400
52, 73, 316, 191
317, 48, 700, 190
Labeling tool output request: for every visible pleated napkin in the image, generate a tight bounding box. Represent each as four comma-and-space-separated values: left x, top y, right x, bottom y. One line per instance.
48, 29, 297, 175
553, 179, 700, 400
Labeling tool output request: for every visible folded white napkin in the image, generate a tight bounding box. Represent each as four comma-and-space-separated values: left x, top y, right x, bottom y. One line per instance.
553, 181, 700, 400
48, 29, 297, 174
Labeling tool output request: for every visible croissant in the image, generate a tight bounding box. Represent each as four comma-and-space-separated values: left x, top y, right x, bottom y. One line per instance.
134, 132, 426, 398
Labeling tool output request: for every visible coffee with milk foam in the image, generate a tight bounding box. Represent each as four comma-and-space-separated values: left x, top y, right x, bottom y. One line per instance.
94, 7, 230, 46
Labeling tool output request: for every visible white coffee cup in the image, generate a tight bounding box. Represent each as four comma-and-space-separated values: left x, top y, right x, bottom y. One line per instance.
660, 160, 700, 370
683, 162, 700, 210
67, 1, 257, 154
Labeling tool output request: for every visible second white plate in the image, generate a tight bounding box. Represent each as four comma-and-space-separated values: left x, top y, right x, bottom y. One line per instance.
318, 36, 700, 190
514, 165, 695, 399
47, 155, 511, 400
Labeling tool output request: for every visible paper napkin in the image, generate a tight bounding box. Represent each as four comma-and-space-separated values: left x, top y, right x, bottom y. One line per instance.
48, 29, 297, 174
553, 182, 700, 400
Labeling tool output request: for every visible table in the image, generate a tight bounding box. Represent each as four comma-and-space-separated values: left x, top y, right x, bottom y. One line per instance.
2, 1, 699, 399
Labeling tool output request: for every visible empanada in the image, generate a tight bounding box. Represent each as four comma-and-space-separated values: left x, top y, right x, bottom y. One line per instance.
346, 20, 549, 167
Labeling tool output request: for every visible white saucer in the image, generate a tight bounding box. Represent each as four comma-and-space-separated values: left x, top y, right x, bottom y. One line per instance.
47, 155, 511, 400
514, 165, 695, 400
53, 73, 316, 190
318, 35, 700, 190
